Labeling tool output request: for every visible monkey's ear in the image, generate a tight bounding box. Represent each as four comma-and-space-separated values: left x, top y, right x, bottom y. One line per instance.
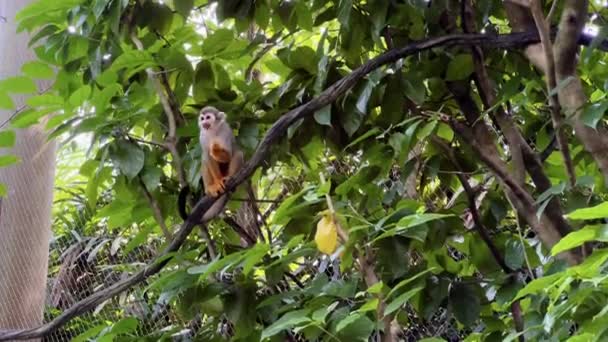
217, 111, 227, 120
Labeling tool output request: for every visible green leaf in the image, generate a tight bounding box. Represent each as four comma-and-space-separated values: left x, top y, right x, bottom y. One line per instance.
386, 268, 436, 299
68, 85, 91, 108
356, 80, 374, 114
110, 50, 155, 71
566, 201, 608, 220
0, 183, 7, 197
0, 155, 21, 167
581, 102, 608, 129
446, 54, 474, 81
67, 36, 89, 62
71, 324, 106, 342
26, 94, 63, 107
111, 317, 139, 334
0, 76, 37, 94
16, 0, 83, 21
109, 141, 145, 179
416, 120, 437, 140
201, 29, 234, 56
175, 0, 194, 17
96, 69, 118, 87
93, 84, 122, 112
314, 105, 331, 126
358, 298, 379, 312
241, 243, 270, 276
436, 123, 453, 141
0, 131, 16, 148
261, 309, 311, 339
449, 282, 480, 326
21, 61, 54, 79
0, 92, 14, 110
92, 0, 111, 19
141, 167, 161, 192
335, 313, 374, 341
338, 0, 352, 29
193, 60, 215, 101
11, 108, 52, 128
336, 313, 363, 332
295, 2, 313, 31
513, 273, 563, 302
551, 224, 608, 255
373, 213, 453, 243
384, 286, 424, 316
505, 239, 525, 270
345, 127, 381, 150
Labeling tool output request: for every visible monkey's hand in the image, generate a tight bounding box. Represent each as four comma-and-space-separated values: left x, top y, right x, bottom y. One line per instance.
210, 141, 231, 163
206, 180, 225, 197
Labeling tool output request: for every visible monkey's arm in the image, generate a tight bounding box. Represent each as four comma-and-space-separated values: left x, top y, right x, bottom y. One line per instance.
202, 158, 225, 196
209, 126, 234, 163
227, 149, 244, 177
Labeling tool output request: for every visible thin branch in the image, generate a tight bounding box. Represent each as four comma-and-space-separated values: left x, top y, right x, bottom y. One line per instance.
547, 0, 560, 22
244, 31, 292, 82
0, 85, 53, 129
138, 176, 172, 240
432, 137, 511, 273
131, 32, 187, 188
0, 29, 597, 341
127, 134, 166, 148
530, 0, 576, 187
223, 216, 256, 246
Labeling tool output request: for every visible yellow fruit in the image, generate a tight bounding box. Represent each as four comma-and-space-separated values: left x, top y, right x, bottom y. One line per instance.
315, 214, 338, 255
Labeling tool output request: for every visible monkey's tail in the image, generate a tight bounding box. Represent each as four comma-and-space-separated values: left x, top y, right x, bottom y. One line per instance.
177, 185, 191, 221
178, 184, 228, 223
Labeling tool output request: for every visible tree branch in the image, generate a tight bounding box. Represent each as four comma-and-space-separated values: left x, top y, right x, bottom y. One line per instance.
0, 29, 598, 341
462, 1, 574, 239
138, 176, 172, 240
131, 32, 187, 188
530, 0, 576, 187
432, 137, 510, 272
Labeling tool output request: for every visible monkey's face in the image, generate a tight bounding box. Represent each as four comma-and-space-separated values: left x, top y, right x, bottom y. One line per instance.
199, 111, 218, 130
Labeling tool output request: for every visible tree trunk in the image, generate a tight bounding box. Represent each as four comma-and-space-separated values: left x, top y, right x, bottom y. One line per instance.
0, 2, 57, 341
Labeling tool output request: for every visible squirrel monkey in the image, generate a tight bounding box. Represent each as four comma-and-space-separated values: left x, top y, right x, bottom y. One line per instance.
178, 106, 244, 223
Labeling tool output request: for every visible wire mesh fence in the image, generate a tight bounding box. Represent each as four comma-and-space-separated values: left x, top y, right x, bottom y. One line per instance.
42, 235, 179, 341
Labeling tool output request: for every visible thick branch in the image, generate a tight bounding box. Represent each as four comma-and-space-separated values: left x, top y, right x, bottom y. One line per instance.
505, 0, 608, 186
463, 2, 573, 238
0, 30, 596, 341
443, 114, 581, 265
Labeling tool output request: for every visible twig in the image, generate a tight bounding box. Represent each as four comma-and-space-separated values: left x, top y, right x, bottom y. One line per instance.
127, 134, 166, 148
0, 29, 597, 341
138, 176, 172, 240
547, 0, 560, 22
0, 85, 53, 129
530, 0, 576, 187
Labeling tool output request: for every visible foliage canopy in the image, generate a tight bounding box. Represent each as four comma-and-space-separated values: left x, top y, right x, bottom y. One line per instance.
4, 0, 608, 341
